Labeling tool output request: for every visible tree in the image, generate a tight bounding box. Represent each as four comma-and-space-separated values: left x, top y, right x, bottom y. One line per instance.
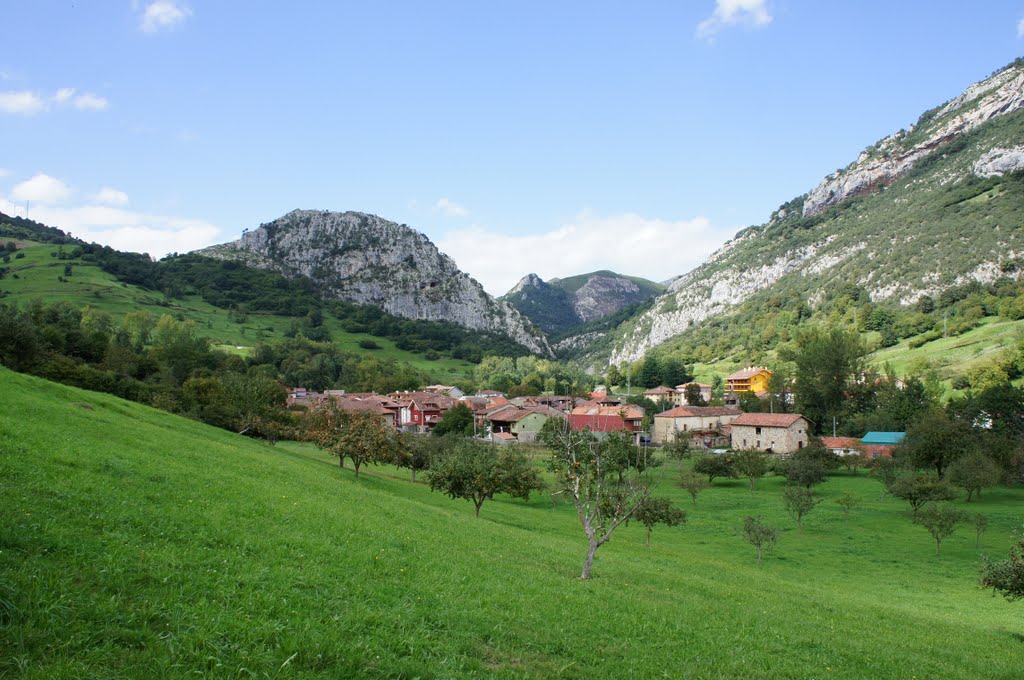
663, 430, 691, 461
540, 419, 651, 579
431, 402, 475, 437
426, 439, 543, 517
393, 432, 438, 482
975, 513, 989, 549
869, 456, 903, 498
779, 455, 829, 488
980, 529, 1024, 600
946, 450, 1001, 502
632, 496, 686, 546
734, 449, 769, 490
913, 504, 966, 555
693, 454, 736, 485
742, 516, 778, 563
221, 372, 287, 439
683, 383, 707, 407
787, 327, 869, 434
840, 451, 867, 475
834, 492, 862, 519
638, 354, 663, 389
899, 407, 971, 478
782, 486, 822, 529
306, 405, 395, 476
889, 474, 958, 515
678, 470, 710, 506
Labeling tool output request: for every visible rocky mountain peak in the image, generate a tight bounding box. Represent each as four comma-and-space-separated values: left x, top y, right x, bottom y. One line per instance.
197, 210, 552, 356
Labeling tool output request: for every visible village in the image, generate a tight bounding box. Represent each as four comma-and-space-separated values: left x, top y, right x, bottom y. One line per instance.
285, 365, 904, 459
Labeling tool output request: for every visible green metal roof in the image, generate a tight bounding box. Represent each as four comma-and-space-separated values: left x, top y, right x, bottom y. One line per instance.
861, 431, 905, 445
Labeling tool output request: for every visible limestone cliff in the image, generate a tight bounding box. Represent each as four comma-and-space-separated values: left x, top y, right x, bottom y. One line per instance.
607, 59, 1024, 366
197, 210, 552, 356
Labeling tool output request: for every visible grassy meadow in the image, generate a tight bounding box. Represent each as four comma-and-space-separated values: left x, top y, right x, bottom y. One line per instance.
0, 243, 475, 381
1, 367, 1023, 678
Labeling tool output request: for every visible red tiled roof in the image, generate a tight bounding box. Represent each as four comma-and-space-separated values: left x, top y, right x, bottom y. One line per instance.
656, 406, 742, 418
731, 413, 807, 428
727, 367, 772, 380
643, 386, 676, 395
821, 436, 861, 449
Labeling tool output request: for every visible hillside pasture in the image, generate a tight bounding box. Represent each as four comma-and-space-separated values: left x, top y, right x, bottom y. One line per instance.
1, 368, 1023, 678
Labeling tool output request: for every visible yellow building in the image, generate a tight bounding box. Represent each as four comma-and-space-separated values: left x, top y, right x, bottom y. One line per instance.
726, 366, 773, 395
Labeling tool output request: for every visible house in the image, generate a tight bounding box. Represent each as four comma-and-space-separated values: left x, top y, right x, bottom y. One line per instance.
674, 382, 712, 406
860, 431, 905, 459
423, 384, 465, 399
724, 367, 773, 405
388, 390, 457, 431
652, 406, 743, 447
568, 401, 645, 436
643, 386, 676, 400
331, 396, 398, 429
487, 405, 566, 443
726, 367, 774, 394
821, 436, 863, 457
533, 395, 575, 412
729, 413, 810, 454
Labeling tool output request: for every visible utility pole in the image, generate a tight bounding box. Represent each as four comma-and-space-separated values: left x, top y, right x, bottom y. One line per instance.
833, 416, 837, 438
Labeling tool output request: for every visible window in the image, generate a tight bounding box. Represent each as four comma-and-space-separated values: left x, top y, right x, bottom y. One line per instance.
755, 427, 762, 435
756, 440, 760, 448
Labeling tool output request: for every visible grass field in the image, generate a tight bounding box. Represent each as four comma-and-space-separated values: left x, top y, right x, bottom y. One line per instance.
0, 243, 476, 381
1, 367, 1022, 678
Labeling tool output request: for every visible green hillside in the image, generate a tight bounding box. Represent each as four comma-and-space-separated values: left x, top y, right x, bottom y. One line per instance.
0, 240, 476, 381
3, 368, 1023, 678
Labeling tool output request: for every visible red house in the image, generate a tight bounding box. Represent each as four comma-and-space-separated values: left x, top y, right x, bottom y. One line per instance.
389, 391, 456, 431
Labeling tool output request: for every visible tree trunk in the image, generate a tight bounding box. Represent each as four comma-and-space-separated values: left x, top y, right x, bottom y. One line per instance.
411, 469, 417, 483
756, 545, 762, 563
967, 489, 973, 502
646, 526, 651, 547
580, 539, 599, 579
935, 539, 941, 556
339, 456, 345, 468
474, 499, 484, 517
353, 460, 361, 477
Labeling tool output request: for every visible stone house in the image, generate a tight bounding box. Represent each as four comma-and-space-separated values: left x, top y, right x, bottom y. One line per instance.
729, 413, 810, 454
652, 406, 743, 446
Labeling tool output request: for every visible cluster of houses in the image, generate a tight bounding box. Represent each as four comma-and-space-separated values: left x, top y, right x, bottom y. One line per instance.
284, 365, 903, 457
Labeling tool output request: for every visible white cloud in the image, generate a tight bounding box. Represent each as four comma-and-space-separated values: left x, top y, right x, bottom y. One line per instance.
1018, 17, 1024, 38
140, 1, 193, 33
0, 197, 221, 257
436, 211, 730, 296
0, 168, 11, 178
72, 92, 109, 111
53, 87, 76, 104
0, 90, 48, 115
697, 0, 773, 39
92, 187, 130, 206
10, 174, 74, 204
434, 197, 469, 217
1, 88, 110, 115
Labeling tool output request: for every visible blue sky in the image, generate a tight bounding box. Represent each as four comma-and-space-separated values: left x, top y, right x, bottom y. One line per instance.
2, 1, 1023, 294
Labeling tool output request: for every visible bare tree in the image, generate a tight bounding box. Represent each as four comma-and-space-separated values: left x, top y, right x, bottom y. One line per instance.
540, 420, 651, 579
742, 516, 778, 563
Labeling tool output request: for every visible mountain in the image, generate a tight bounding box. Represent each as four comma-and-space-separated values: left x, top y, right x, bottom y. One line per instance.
608, 58, 1024, 367
196, 210, 552, 356
502, 270, 664, 337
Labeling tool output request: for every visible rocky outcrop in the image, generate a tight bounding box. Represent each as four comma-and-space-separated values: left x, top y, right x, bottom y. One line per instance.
974, 146, 1024, 177
503, 270, 663, 337
804, 66, 1024, 216
197, 210, 552, 356
607, 60, 1024, 366
573, 275, 644, 322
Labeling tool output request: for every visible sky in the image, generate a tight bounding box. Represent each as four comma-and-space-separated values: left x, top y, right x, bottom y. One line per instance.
2, 1, 1024, 295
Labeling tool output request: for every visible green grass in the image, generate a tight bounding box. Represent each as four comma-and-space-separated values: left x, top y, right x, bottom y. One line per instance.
870, 316, 1024, 380
2, 367, 1023, 678
0, 244, 475, 381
